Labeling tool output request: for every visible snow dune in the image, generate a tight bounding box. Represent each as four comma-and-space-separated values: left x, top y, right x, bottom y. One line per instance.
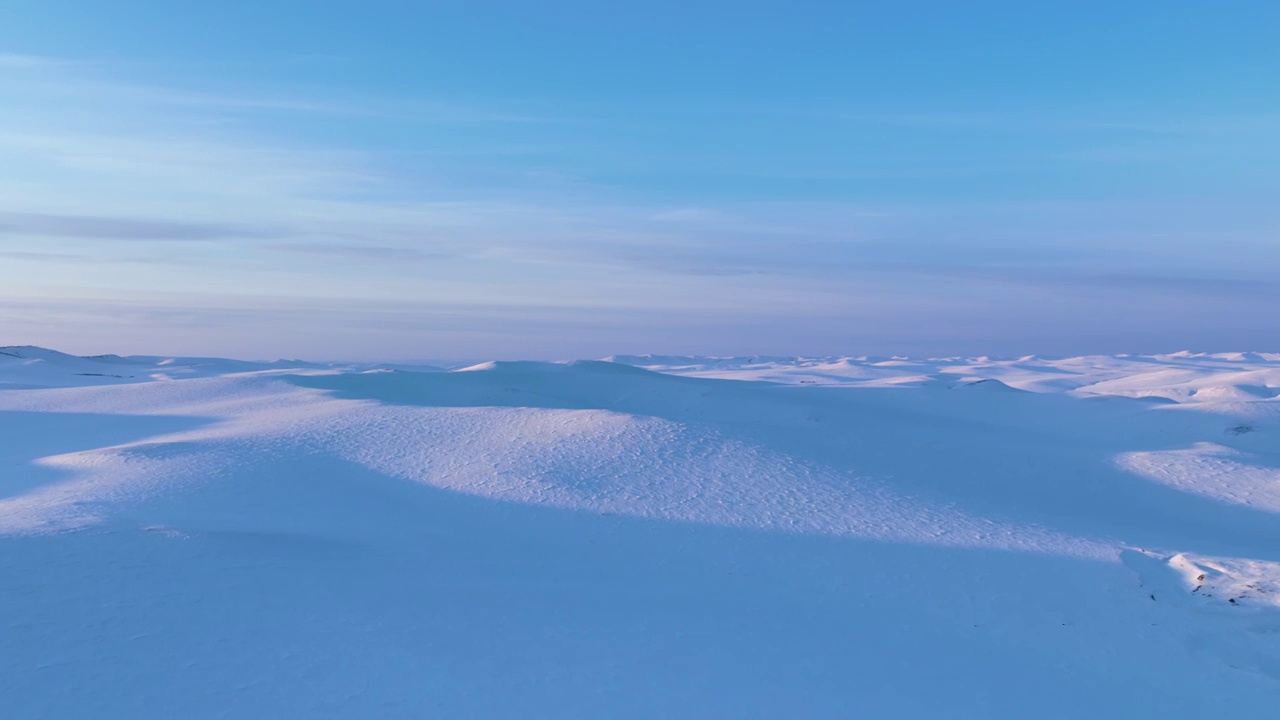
2, 347, 1280, 717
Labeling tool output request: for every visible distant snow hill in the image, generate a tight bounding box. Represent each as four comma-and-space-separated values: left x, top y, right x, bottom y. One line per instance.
3, 346, 1280, 718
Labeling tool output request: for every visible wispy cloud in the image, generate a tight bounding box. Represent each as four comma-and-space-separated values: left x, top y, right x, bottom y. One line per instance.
0, 53, 63, 69
266, 242, 452, 263
2, 50, 1277, 359
0, 250, 88, 262
0, 212, 279, 242
2, 51, 567, 125
782, 108, 1280, 137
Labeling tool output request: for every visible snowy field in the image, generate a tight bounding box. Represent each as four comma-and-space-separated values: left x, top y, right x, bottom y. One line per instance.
3, 345, 1280, 717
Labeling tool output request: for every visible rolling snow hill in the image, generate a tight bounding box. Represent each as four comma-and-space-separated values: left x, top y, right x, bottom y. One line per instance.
2, 346, 1279, 717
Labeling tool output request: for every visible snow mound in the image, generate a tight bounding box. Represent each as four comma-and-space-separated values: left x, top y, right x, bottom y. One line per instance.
1117, 443, 1280, 513
1166, 553, 1280, 610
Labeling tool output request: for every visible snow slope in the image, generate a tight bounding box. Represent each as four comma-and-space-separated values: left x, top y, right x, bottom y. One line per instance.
2, 347, 1280, 717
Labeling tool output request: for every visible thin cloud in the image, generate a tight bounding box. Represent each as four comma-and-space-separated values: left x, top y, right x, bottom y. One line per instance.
0, 249, 90, 262
3, 52, 567, 125
266, 242, 454, 263
0, 53, 61, 69
0, 248, 200, 267
0, 212, 279, 242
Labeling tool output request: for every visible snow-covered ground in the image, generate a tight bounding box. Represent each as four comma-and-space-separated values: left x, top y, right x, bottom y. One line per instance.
3, 345, 1279, 717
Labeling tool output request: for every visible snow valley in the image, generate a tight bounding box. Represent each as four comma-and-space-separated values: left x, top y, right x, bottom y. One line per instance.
3, 346, 1280, 717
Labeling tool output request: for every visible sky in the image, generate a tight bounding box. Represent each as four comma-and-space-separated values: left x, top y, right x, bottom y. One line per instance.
1, 1, 1277, 360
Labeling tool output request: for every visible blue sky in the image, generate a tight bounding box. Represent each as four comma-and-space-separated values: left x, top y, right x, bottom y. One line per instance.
1, 1, 1277, 359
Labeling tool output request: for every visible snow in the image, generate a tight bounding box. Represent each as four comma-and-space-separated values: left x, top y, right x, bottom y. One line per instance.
1118, 443, 1280, 513
3, 346, 1280, 716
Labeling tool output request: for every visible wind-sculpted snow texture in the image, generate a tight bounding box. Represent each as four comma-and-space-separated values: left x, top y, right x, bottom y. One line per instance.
3, 346, 1280, 717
